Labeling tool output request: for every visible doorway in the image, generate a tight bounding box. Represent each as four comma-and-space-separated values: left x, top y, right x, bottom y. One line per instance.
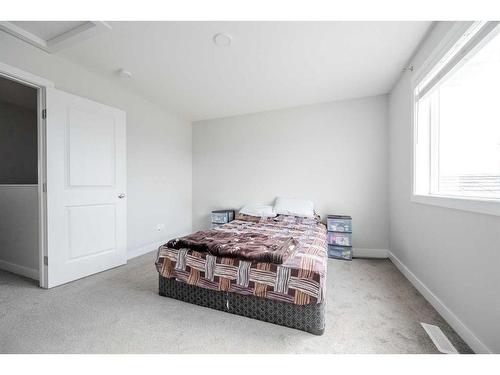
0, 62, 127, 289
0, 74, 39, 282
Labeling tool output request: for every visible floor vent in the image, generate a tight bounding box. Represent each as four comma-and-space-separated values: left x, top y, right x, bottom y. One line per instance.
421, 322, 458, 354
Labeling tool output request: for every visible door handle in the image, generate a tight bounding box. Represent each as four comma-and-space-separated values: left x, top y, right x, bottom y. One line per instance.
118, 193, 126, 199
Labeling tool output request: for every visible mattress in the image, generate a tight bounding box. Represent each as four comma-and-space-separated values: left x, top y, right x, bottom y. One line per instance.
155, 214, 328, 305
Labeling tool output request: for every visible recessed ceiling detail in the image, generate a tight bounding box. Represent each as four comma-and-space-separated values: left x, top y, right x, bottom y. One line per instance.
0, 21, 111, 53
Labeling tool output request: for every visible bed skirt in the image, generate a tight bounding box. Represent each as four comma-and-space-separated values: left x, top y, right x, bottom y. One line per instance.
159, 276, 325, 335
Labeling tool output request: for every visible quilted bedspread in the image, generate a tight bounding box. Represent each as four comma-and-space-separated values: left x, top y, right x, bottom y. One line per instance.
165, 228, 298, 264
155, 215, 328, 305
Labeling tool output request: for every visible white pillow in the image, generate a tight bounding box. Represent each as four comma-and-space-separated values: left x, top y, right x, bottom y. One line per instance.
239, 204, 277, 217
273, 197, 314, 218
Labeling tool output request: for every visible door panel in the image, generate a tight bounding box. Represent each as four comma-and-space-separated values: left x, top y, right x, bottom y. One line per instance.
67, 204, 116, 260
45, 88, 126, 288
68, 107, 115, 187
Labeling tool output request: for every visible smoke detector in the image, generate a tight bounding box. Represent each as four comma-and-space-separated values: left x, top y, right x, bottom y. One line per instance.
117, 69, 133, 79
213, 33, 232, 47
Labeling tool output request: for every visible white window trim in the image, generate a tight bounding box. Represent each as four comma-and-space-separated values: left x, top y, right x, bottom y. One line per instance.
410, 21, 500, 217
411, 194, 500, 217
411, 22, 475, 89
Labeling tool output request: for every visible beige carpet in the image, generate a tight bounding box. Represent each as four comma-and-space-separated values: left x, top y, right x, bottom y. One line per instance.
0, 252, 472, 353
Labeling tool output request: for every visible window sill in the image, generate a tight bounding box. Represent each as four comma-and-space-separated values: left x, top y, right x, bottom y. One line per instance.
411, 194, 500, 217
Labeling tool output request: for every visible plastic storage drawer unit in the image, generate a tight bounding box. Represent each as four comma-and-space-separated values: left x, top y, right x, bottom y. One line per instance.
326, 214, 352, 261
327, 216, 352, 232
328, 245, 352, 261
327, 231, 352, 247
211, 210, 235, 225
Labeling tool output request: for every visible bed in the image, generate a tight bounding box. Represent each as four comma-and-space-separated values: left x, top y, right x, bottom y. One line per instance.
155, 214, 328, 335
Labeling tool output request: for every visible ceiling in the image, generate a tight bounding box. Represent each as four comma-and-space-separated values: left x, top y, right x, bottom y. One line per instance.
51, 21, 431, 121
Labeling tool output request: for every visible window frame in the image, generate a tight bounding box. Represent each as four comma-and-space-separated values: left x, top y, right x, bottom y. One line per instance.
411, 21, 500, 217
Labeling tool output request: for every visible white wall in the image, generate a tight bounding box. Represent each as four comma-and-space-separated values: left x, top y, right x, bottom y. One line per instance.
0, 186, 38, 279
0, 98, 39, 278
0, 31, 193, 260
193, 96, 389, 251
388, 22, 500, 353
0, 100, 37, 183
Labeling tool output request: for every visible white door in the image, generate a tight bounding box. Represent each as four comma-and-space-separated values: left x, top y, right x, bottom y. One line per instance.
45, 88, 127, 288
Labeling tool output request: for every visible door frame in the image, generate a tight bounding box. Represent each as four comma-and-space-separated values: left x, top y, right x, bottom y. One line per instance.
0, 61, 54, 288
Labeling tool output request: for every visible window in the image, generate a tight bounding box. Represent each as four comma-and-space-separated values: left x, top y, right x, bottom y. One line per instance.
414, 22, 500, 206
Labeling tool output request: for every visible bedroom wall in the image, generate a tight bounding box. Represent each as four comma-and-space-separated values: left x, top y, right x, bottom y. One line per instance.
0, 100, 37, 184
0, 31, 193, 265
0, 99, 39, 279
192, 95, 389, 253
388, 21, 500, 353
0, 186, 39, 279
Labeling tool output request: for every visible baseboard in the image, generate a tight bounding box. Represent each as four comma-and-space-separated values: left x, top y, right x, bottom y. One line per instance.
388, 251, 491, 354
0, 258, 38, 280
127, 239, 169, 260
353, 248, 388, 258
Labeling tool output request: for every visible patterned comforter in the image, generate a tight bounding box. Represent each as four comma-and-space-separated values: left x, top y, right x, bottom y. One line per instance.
165, 227, 298, 264
155, 215, 328, 305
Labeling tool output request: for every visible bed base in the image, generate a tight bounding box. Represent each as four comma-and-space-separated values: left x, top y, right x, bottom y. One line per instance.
159, 276, 325, 335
